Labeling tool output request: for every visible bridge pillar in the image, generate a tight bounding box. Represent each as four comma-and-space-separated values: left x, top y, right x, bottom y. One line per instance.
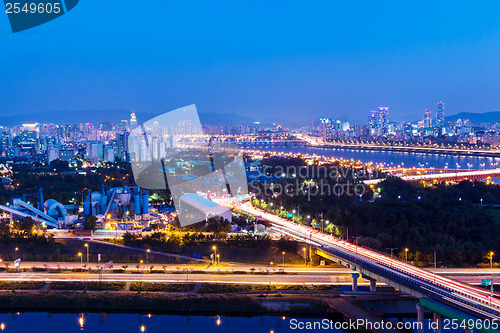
432, 313, 441, 333
370, 279, 376, 292
362, 274, 377, 292
416, 304, 424, 333
351, 273, 360, 292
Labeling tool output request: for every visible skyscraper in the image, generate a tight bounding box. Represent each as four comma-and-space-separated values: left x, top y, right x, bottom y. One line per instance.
130, 110, 138, 130
377, 107, 389, 127
423, 109, 432, 128
368, 107, 389, 135
368, 110, 377, 128
436, 101, 445, 127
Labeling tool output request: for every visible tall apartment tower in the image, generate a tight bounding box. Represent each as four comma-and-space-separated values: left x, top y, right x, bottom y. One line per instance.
130, 110, 138, 130
423, 109, 432, 128
436, 101, 445, 127
377, 107, 389, 127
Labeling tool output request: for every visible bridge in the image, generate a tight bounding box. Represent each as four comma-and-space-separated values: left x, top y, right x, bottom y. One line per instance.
236, 202, 500, 332
364, 168, 500, 186
297, 135, 500, 158
175, 134, 305, 146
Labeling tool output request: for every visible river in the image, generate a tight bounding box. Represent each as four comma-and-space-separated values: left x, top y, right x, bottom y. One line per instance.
0, 312, 345, 333
0, 312, 474, 333
250, 145, 500, 170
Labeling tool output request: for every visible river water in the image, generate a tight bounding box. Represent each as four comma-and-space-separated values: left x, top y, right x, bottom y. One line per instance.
0, 312, 475, 333
251, 145, 500, 170
0, 312, 346, 333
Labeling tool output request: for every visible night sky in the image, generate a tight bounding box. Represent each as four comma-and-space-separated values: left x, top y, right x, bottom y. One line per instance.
1, 0, 500, 123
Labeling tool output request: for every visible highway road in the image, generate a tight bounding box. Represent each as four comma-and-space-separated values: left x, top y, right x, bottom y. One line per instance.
237, 202, 500, 318
0, 272, 362, 285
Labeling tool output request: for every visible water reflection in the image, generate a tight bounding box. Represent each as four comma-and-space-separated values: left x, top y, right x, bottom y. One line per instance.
261, 146, 500, 170
0, 312, 346, 333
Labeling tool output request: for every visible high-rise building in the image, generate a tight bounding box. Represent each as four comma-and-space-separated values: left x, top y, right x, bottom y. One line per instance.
130, 110, 138, 130
319, 118, 333, 141
14, 130, 37, 149
436, 101, 445, 127
368, 110, 377, 128
423, 109, 432, 129
368, 107, 389, 136
116, 132, 129, 161
377, 107, 389, 127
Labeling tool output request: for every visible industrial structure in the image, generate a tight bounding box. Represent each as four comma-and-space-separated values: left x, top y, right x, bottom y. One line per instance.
0, 185, 151, 230
83, 185, 149, 220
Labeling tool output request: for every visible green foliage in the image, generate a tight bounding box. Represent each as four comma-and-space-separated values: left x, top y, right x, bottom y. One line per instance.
49, 281, 125, 291
0, 281, 44, 290
129, 282, 194, 292
206, 216, 232, 237
83, 215, 97, 231
20, 216, 35, 234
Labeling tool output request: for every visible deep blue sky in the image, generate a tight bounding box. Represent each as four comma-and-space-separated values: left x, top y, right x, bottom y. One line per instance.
1, 0, 500, 123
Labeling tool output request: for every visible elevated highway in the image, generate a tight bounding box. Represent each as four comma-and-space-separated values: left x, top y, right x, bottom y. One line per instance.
364, 168, 500, 186
236, 202, 500, 331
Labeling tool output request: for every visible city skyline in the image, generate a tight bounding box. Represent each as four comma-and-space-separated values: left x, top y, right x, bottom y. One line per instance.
3, 1, 500, 122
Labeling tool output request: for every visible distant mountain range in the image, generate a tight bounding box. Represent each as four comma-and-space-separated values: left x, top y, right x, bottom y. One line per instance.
445, 111, 500, 124
0, 109, 278, 126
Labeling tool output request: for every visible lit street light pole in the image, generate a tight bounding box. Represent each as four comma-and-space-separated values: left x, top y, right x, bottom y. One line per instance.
302, 247, 307, 267
139, 260, 144, 293
269, 262, 273, 287
212, 246, 217, 266
14, 247, 18, 261
84, 243, 89, 270
405, 248, 409, 263
282, 251, 285, 273
78, 252, 83, 281
146, 249, 150, 271
491, 251, 494, 269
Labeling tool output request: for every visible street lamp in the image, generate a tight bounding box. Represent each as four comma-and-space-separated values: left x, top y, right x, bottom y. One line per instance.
14, 247, 18, 260
139, 260, 144, 292
78, 252, 83, 280
302, 247, 307, 266
84, 243, 89, 270
491, 251, 494, 268
405, 248, 409, 263
269, 261, 273, 286
212, 246, 217, 266
216, 254, 220, 266
146, 249, 150, 269
282, 251, 285, 273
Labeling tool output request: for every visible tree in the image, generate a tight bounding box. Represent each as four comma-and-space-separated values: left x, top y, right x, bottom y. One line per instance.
83, 215, 97, 231
122, 232, 137, 245
206, 216, 232, 239
20, 216, 35, 234
0, 221, 10, 237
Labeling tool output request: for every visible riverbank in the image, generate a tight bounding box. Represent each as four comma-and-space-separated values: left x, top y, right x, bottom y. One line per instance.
0, 290, 332, 317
